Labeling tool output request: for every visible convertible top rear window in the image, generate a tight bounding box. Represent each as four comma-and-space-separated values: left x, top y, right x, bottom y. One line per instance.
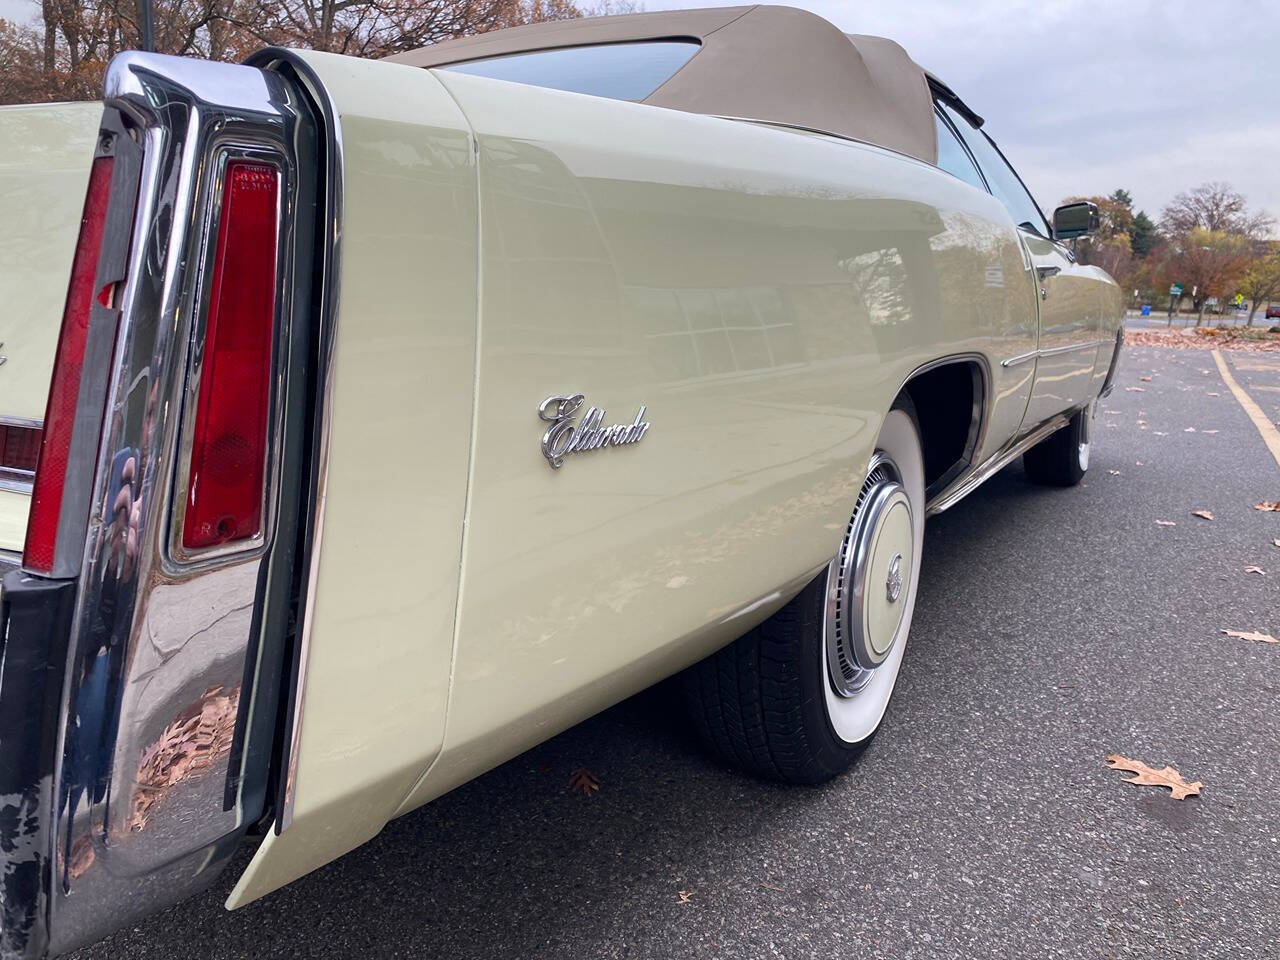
440, 41, 700, 102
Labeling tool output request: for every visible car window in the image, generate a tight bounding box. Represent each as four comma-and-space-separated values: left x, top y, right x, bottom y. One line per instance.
932, 108, 986, 192
938, 101, 1050, 237
439, 41, 700, 102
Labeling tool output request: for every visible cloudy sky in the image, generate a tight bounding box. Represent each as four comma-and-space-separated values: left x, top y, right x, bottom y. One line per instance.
4, 0, 1276, 228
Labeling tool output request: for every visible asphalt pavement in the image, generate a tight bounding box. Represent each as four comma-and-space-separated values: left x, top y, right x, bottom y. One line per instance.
74, 341, 1280, 960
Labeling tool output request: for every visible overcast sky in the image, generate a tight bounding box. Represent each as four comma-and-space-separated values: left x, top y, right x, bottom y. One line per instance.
4, 0, 1276, 228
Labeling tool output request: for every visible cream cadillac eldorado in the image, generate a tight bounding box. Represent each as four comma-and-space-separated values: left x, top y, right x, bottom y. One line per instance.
0, 6, 1121, 956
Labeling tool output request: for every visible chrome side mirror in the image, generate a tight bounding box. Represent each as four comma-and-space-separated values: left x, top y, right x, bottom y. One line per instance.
1052, 201, 1099, 241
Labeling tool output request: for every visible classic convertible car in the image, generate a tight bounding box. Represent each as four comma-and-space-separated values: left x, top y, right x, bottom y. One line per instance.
0, 5, 1121, 955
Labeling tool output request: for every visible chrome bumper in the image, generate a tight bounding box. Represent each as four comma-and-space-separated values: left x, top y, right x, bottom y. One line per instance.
0, 53, 320, 959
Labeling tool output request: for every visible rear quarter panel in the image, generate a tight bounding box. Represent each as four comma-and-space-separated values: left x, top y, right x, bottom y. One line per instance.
236, 62, 1044, 903
227, 51, 478, 905
393, 71, 1038, 814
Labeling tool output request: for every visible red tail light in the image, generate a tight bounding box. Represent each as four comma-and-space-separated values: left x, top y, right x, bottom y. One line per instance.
24, 156, 115, 574
181, 160, 279, 550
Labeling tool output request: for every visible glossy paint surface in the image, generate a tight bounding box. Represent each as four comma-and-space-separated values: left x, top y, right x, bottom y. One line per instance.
392, 71, 1042, 815
1022, 230, 1106, 424
227, 51, 479, 906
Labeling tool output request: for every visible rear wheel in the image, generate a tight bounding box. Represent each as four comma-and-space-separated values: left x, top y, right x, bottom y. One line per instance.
681, 399, 925, 783
1023, 405, 1090, 487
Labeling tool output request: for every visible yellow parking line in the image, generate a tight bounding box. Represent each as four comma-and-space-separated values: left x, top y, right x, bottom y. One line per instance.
1212, 349, 1280, 470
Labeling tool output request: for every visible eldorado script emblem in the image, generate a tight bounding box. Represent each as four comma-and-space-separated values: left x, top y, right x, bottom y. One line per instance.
539, 394, 650, 469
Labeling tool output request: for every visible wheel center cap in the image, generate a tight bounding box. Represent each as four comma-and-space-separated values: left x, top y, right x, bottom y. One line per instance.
886, 553, 903, 604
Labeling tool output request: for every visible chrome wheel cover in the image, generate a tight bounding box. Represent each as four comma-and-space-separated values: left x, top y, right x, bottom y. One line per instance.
825, 452, 916, 697
820, 408, 925, 745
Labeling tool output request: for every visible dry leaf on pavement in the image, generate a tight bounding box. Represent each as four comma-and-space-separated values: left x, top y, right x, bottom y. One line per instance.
1155, 520, 1176, 527
1272, 539, 1280, 548
568, 767, 601, 796
1243, 566, 1266, 576
677, 890, 694, 904
1105, 755, 1202, 800
1222, 628, 1279, 644
1140, 375, 1152, 382
1191, 510, 1214, 520
1255, 501, 1280, 512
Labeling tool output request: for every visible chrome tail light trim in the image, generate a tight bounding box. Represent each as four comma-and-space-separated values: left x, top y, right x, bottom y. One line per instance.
0, 52, 320, 958
245, 48, 345, 836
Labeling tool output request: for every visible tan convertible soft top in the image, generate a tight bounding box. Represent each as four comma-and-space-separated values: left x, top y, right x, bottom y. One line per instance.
388, 5, 939, 164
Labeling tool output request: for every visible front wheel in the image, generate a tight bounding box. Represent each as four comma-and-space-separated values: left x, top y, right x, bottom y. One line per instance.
681, 401, 925, 784
1023, 405, 1091, 487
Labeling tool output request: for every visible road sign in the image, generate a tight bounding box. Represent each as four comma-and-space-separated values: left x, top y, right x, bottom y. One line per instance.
1169, 284, 1183, 296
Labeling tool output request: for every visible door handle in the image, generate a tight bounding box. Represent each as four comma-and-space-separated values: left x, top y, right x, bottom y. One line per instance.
1035, 264, 1061, 300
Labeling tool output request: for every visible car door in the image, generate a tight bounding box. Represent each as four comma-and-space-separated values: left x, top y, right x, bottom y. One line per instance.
938, 102, 1101, 428
930, 106, 1036, 456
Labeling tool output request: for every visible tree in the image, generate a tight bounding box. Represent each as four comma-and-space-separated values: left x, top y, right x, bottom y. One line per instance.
1, 0, 635, 104
1060, 192, 1136, 290
1240, 242, 1280, 326
1161, 181, 1274, 239
1130, 210, 1158, 258
1156, 228, 1254, 325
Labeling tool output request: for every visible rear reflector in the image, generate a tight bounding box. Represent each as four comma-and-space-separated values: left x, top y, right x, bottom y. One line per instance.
181, 161, 278, 551
24, 156, 115, 574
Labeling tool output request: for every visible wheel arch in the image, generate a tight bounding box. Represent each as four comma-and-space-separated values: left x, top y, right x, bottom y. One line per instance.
895, 354, 988, 502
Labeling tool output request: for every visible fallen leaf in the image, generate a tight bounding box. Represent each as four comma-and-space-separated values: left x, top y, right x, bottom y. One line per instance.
568, 767, 600, 796
1222, 628, 1279, 644
1244, 565, 1266, 576
1272, 539, 1280, 548
1255, 501, 1280, 512
1105, 755, 1202, 801
1154, 520, 1176, 527
1191, 510, 1214, 520
1140, 375, 1152, 382
677, 890, 694, 904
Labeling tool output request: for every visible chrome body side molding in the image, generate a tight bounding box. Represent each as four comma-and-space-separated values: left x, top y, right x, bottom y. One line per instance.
925, 411, 1072, 516
1001, 338, 1109, 368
